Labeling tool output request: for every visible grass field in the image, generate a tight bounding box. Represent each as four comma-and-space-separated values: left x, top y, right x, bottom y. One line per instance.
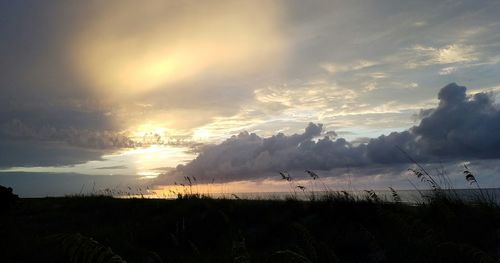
0, 191, 498, 263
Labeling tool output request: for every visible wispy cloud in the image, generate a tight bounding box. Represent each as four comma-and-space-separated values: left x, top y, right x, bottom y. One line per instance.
95, 165, 128, 170
321, 60, 378, 74
405, 44, 478, 68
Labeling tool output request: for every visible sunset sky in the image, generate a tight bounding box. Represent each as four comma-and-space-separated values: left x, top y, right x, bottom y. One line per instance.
1, 0, 500, 197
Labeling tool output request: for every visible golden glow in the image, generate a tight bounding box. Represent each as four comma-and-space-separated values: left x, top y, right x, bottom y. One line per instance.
72, 0, 286, 98
0, 144, 196, 177
114, 144, 196, 177
192, 127, 212, 141
145, 181, 284, 199
130, 122, 169, 138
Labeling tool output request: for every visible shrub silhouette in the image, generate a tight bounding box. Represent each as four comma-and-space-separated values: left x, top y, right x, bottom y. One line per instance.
0, 185, 18, 212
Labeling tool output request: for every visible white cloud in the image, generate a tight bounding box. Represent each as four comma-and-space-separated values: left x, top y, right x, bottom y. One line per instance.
413, 21, 427, 27
363, 82, 377, 92
436, 44, 477, 64
408, 82, 419, 89
406, 44, 478, 68
255, 82, 359, 112
321, 60, 378, 74
439, 66, 458, 75
369, 72, 388, 79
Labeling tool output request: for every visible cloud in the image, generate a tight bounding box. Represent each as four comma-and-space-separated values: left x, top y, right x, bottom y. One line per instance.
0, 140, 106, 168
161, 122, 367, 183
406, 44, 478, 68
0, 99, 131, 168
156, 83, 500, 184
435, 44, 478, 64
1, 119, 137, 149
413, 21, 427, 27
0, 0, 287, 148
254, 82, 360, 115
96, 165, 128, 170
439, 66, 458, 75
410, 83, 500, 158
360, 83, 500, 162
72, 0, 286, 99
2, 0, 500, 178
3, 0, 500, 143
321, 60, 378, 74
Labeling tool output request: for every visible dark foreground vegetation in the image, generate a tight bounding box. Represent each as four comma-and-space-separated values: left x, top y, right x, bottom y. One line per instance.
0, 188, 498, 263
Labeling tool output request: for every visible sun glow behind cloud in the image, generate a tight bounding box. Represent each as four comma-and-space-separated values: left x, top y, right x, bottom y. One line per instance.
130, 122, 169, 139
0, 145, 195, 179
72, 0, 286, 99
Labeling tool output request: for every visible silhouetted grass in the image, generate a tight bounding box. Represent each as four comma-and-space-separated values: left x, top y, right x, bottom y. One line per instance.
0, 160, 497, 262
0, 186, 498, 263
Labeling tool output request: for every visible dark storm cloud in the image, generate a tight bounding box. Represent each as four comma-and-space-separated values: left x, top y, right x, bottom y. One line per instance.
361, 83, 500, 162
412, 84, 500, 158
157, 83, 500, 183
160, 123, 367, 183
367, 83, 500, 162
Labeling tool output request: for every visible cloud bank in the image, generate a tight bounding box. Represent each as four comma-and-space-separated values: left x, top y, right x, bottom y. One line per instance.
157, 83, 500, 183
0, 108, 135, 168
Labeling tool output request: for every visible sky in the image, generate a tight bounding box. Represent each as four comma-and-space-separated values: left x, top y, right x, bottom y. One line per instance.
1, 0, 500, 197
